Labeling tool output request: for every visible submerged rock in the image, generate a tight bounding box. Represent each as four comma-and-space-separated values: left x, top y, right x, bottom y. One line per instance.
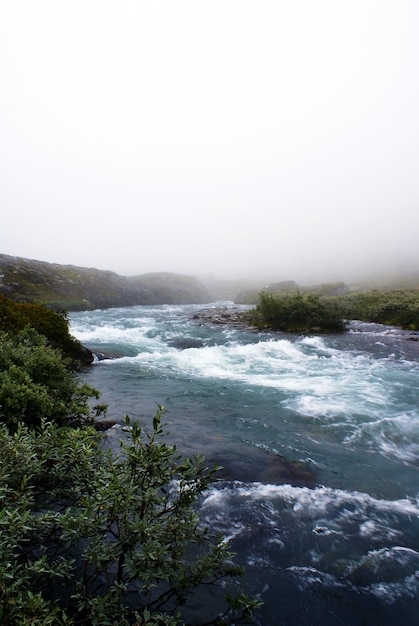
210, 449, 317, 487
94, 419, 118, 431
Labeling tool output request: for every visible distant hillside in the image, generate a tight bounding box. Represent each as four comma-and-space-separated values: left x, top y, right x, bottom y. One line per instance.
235, 281, 349, 304
0, 255, 210, 311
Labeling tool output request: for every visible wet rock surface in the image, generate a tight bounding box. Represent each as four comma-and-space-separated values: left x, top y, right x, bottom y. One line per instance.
209, 449, 317, 487
192, 306, 255, 329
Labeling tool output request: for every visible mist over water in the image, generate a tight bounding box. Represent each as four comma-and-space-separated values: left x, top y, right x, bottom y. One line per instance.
70, 303, 419, 624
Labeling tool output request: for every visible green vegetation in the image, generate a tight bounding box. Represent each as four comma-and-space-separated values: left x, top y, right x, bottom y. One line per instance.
0, 302, 260, 625
0, 295, 91, 364
0, 254, 210, 310
247, 292, 345, 333
0, 327, 101, 431
0, 411, 260, 625
245, 289, 419, 333
327, 289, 419, 330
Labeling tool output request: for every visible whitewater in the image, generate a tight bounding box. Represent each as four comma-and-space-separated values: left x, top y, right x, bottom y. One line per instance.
70, 302, 419, 625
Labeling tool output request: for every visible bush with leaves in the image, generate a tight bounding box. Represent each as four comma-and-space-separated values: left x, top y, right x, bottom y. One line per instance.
0, 410, 261, 625
0, 295, 89, 365
0, 327, 102, 430
248, 291, 345, 333
325, 289, 419, 330
0, 419, 100, 625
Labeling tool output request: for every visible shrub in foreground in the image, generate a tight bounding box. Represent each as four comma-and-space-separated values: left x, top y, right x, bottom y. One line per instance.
0, 409, 261, 625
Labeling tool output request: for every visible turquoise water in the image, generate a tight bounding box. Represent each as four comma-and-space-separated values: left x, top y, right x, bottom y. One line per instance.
70, 303, 419, 625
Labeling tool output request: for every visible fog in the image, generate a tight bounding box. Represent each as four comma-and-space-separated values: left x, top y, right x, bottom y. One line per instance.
1, 1, 418, 286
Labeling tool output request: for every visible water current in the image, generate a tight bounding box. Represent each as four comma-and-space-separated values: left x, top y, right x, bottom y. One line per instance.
70, 303, 419, 625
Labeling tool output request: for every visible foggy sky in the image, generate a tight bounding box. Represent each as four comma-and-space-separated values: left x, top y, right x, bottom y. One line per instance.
1, 1, 418, 284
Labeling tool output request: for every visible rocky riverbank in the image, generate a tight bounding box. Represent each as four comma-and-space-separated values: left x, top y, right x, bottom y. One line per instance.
192, 306, 256, 329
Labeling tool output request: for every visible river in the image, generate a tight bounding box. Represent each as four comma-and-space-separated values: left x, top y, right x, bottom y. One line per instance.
70, 303, 419, 625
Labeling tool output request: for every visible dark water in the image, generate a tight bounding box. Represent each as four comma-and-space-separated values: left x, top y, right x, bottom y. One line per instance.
70, 303, 419, 625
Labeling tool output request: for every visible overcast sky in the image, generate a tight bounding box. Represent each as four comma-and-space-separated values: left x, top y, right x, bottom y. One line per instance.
1, 1, 418, 284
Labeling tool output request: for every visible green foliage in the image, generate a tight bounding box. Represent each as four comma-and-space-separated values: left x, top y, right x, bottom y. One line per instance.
0, 420, 99, 625
246, 289, 419, 333
248, 291, 345, 333
0, 295, 87, 364
329, 289, 419, 330
0, 410, 261, 625
0, 327, 101, 430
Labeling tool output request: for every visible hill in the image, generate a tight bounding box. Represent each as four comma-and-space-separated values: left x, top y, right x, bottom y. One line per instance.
0, 255, 210, 311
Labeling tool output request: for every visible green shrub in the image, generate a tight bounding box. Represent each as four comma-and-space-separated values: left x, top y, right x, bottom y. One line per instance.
0, 410, 261, 625
0, 295, 88, 364
244, 288, 419, 332
0, 327, 101, 430
328, 290, 419, 330
0, 420, 99, 625
248, 292, 345, 333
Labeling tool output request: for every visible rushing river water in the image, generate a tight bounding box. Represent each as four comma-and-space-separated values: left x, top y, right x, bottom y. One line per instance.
70, 303, 419, 625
